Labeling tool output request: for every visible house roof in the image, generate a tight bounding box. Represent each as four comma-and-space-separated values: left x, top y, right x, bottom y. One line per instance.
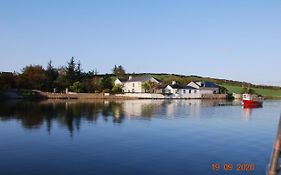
199, 81, 218, 88
0, 71, 13, 74
115, 77, 128, 82
154, 84, 167, 89
126, 76, 160, 83
0, 71, 13, 75
169, 84, 196, 89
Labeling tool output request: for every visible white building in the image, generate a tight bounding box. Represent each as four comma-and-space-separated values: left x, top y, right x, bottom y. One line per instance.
164, 83, 201, 99
187, 81, 219, 94
114, 78, 127, 86
123, 76, 160, 93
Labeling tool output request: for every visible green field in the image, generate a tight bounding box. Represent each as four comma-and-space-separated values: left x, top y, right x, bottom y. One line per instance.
218, 83, 281, 98
115, 73, 281, 98
151, 74, 281, 98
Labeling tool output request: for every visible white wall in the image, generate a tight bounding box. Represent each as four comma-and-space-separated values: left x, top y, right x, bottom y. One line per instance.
165, 85, 176, 94
165, 86, 201, 99
122, 77, 160, 93
179, 89, 201, 98
114, 79, 123, 86
200, 89, 219, 94
123, 81, 143, 93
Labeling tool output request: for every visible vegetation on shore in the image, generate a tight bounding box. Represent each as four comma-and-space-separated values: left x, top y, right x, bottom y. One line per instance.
1, 57, 281, 98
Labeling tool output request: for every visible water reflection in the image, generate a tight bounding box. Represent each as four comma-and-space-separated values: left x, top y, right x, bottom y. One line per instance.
0, 99, 236, 134
242, 108, 253, 121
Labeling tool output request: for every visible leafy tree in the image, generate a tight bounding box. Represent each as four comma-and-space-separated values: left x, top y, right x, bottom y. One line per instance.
219, 86, 228, 94
75, 60, 82, 79
54, 67, 68, 91
112, 65, 118, 75
241, 87, 257, 95
45, 60, 58, 91
92, 76, 102, 93
142, 81, 155, 93
65, 57, 77, 86
70, 81, 82, 93
112, 65, 126, 77
55, 57, 83, 90
101, 75, 113, 91
111, 84, 123, 94
248, 88, 257, 95
0, 72, 15, 91
18, 65, 47, 90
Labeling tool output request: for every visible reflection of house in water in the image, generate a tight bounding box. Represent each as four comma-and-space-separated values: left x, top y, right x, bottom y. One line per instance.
122, 100, 163, 118
165, 100, 202, 118
164, 100, 230, 118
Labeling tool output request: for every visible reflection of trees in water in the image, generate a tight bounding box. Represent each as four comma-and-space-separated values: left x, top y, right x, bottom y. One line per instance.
0, 100, 125, 135
0, 99, 231, 134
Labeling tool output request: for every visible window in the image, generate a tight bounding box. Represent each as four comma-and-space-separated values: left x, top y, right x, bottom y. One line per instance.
189, 90, 191, 94
183, 90, 186, 94
194, 90, 197, 93
133, 83, 135, 87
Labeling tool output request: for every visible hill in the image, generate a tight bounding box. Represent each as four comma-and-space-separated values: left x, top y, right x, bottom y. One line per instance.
120, 73, 281, 98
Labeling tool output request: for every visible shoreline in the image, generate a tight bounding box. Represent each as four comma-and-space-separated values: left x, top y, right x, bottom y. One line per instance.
2, 90, 281, 100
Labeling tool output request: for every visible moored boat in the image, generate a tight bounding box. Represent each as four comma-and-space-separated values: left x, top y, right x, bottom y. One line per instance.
242, 93, 263, 108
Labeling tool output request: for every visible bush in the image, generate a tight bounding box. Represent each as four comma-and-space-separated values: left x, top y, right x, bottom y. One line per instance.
69, 81, 82, 93
111, 85, 123, 94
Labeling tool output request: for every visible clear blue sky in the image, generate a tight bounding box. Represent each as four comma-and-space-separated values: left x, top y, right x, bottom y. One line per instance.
0, 0, 280, 85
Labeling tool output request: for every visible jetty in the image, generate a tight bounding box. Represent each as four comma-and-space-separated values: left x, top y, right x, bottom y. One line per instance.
267, 115, 281, 175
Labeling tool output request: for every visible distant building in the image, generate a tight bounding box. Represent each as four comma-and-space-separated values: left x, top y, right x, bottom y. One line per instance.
164, 81, 201, 98
114, 77, 128, 86
0, 71, 14, 76
187, 81, 219, 94
123, 76, 160, 93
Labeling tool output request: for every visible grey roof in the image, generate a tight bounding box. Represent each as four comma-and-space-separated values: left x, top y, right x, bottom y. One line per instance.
199, 81, 218, 88
0, 71, 13, 75
116, 78, 128, 82
169, 84, 196, 89
126, 76, 159, 83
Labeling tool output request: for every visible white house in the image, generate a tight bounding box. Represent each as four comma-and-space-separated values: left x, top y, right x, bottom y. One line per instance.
123, 76, 160, 93
164, 82, 201, 99
188, 81, 219, 94
114, 78, 127, 86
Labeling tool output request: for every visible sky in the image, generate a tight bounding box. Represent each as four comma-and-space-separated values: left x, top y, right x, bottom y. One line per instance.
0, 0, 280, 85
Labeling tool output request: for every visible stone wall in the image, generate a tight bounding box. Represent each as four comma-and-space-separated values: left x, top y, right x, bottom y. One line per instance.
36, 91, 136, 99
116, 93, 165, 99
201, 94, 227, 99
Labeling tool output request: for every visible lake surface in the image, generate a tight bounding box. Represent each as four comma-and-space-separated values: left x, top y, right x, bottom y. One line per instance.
0, 99, 281, 175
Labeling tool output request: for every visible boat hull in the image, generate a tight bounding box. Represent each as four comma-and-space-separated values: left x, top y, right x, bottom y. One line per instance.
242, 100, 263, 108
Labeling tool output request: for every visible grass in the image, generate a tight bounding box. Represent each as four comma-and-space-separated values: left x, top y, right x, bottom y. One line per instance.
218, 83, 281, 98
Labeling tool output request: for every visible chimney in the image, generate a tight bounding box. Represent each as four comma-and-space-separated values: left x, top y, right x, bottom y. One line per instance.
128, 76, 132, 80
172, 81, 176, 85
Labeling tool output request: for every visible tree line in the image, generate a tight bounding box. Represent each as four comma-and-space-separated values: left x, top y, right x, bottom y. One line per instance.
0, 57, 126, 93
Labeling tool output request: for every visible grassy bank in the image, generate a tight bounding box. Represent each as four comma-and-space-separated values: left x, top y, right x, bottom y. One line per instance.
216, 83, 281, 98
145, 73, 281, 98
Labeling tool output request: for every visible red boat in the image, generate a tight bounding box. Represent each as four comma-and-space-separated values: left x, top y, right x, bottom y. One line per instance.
242, 94, 263, 108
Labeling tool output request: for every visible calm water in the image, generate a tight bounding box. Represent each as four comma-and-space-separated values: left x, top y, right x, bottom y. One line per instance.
0, 99, 281, 175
